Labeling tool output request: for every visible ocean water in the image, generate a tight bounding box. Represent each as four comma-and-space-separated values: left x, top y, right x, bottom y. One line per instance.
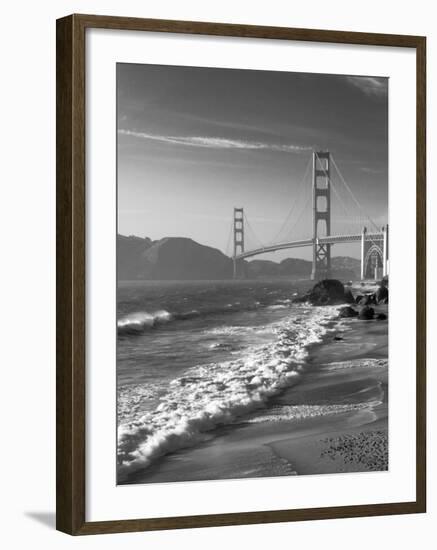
117, 279, 341, 482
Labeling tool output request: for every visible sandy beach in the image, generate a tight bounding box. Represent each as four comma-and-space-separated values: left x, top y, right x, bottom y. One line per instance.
122, 294, 388, 485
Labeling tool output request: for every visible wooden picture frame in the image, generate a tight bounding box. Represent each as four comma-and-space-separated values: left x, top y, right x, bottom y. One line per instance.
56, 13, 426, 535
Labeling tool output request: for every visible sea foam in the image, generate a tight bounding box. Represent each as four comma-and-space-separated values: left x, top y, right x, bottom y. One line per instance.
117, 306, 338, 480
246, 400, 383, 424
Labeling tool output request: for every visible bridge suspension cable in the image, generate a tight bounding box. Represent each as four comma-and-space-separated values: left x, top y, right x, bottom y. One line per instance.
282, 191, 312, 241
330, 178, 354, 224
243, 211, 265, 250
313, 152, 381, 235
270, 155, 312, 244
330, 155, 380, 231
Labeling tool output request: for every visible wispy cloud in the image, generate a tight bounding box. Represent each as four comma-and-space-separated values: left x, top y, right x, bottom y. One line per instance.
118, 129, 311, 153
345, 76, 388, 98
360, 166, 385, 175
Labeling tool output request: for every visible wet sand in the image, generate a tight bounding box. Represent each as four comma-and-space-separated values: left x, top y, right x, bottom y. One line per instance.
124, 303, 388, 485
267, 306, 388, 476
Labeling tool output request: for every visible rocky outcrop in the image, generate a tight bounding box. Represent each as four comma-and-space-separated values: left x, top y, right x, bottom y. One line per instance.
338, 306, 359, 318
358, 306, 375, 320
355, 278, 389, 306
375, 285, 388, 304
294, 279, 355, 306
376, 312, 387, 321
338, 277, 388, 322
358, 294, 376, 306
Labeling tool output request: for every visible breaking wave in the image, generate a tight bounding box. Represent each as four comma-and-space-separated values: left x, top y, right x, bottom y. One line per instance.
117, 310, 174, 334
117, 306, 338, 481
117, 297, 286, 336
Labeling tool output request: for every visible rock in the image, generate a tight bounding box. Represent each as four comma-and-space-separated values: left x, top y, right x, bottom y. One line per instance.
359, 294, 375, 306
358, 306, 375, 320
293, 279, 359, 306
355, 294, 364, 304
375, 285, 388, 304
333, 335, 344, 341
291, 295, 308, 304
338, 306, 359, 318
307, 279, 349, 306
376, 313, 387, 320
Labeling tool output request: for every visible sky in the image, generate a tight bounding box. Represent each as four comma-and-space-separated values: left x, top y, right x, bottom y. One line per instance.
117, 63, 388, 260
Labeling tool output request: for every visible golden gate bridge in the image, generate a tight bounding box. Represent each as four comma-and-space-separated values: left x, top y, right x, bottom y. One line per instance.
226, 151, 388, 281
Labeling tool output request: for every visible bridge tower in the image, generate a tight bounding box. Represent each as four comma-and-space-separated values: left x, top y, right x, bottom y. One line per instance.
233, 207, 245, 278
311, 151, 332, 280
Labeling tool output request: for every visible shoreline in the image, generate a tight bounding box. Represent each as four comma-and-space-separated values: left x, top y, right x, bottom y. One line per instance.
121, 298, 388, 485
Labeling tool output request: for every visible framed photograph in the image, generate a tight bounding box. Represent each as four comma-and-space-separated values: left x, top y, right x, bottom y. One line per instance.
56, 14, 426, 535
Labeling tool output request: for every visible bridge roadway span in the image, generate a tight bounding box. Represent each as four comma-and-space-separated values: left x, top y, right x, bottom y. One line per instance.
234, 232, 384, 260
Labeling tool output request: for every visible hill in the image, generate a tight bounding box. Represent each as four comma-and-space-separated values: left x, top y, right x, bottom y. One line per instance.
117, 234, 361, 281
117, 235, 233, 280
331, 256, 361, 281
117, 234, 153, 280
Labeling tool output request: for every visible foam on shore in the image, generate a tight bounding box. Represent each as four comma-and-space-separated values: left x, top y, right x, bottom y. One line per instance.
245, 400, 383, 424
324, 358, 388, 371
117, 305, 339, 481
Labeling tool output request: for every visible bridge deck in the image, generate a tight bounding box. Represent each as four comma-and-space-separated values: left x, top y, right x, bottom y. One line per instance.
235, 232, 384, 260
